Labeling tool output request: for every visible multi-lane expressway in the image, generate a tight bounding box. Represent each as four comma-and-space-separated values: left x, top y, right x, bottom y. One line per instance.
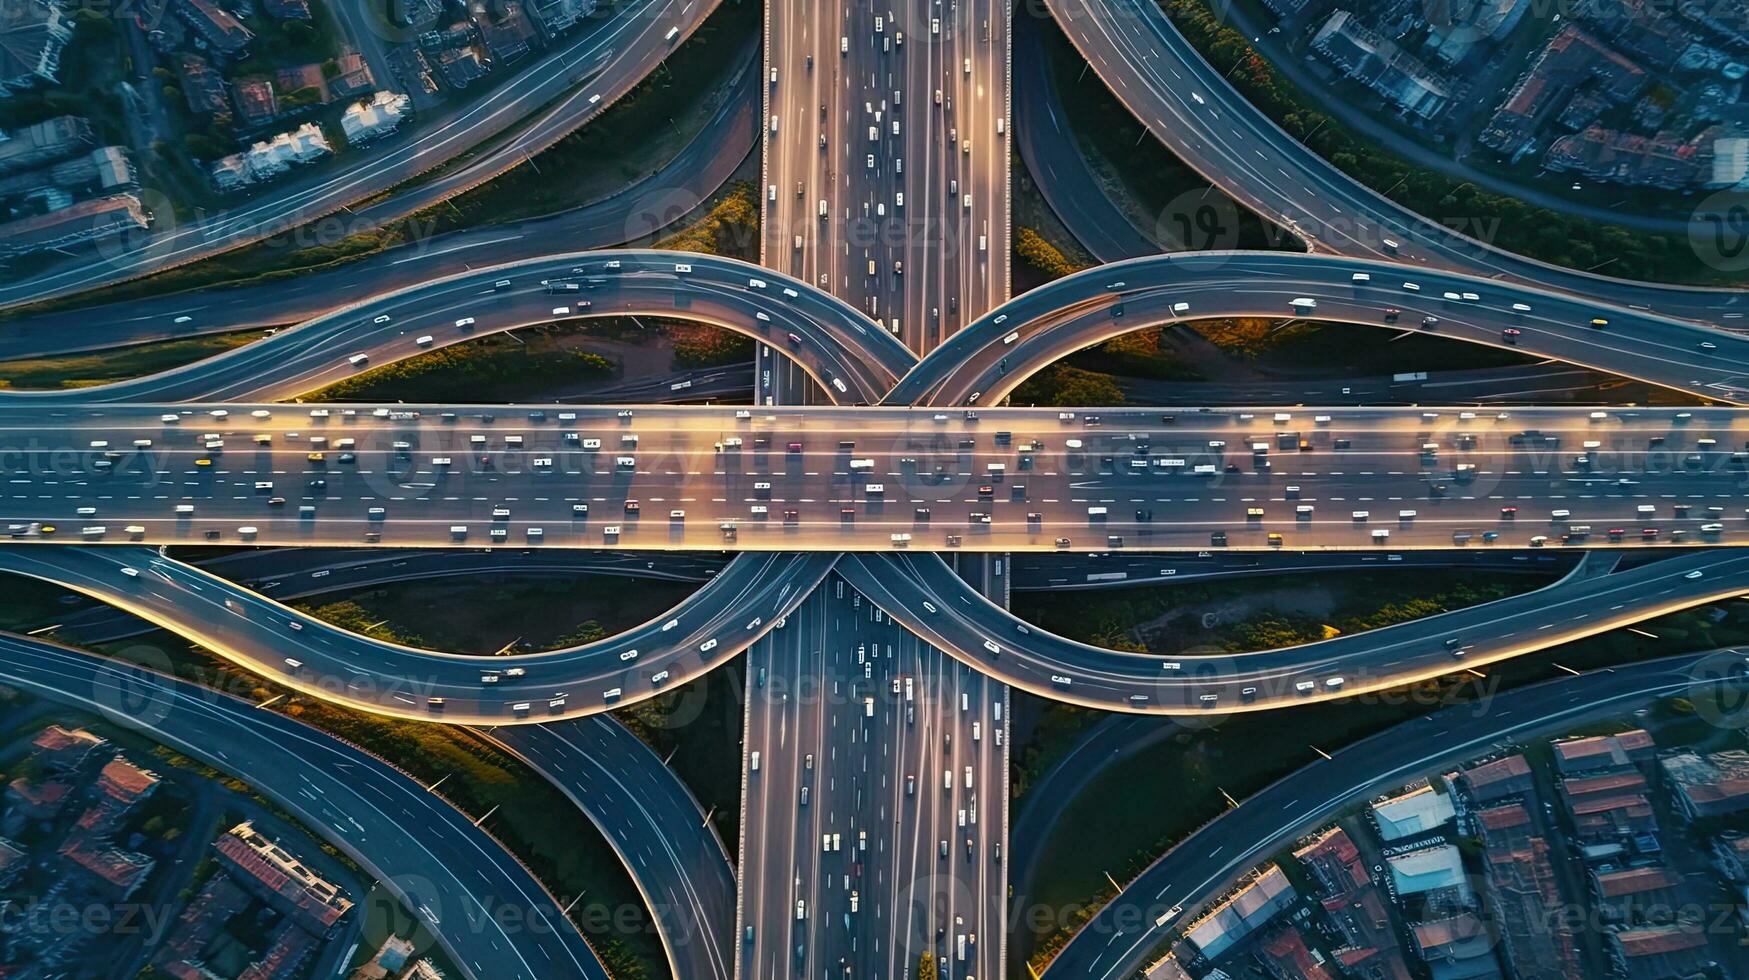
0, 0, 723, 309
763, 0, 1010, 357
1038, 649, 1749, 979
1041, 0, 1748, 324
0, 634, 607, 980
736, 574, 1006, 980
6, 403, 1749, 552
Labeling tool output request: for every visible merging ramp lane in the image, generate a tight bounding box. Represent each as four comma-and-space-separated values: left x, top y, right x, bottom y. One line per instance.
891, 252, 1749, 408
841, 548, 1749, 713
0, 545, 834, 725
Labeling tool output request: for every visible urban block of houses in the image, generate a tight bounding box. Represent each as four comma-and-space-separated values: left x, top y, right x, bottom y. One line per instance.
1481, 837, 1581, 978
1311, 10, 1454, 121
1479, 26, 1650, 159
1292, 826, 1413, 980
1590, 864, 1685, 923
1607, 923, 1715, 980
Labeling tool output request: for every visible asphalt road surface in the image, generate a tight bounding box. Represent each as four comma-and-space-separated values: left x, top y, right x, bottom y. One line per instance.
0, 634, 608, 980
7, 403, 1749, 552
735, 575, 1006, 979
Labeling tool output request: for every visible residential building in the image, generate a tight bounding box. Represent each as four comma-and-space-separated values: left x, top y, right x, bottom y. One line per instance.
176, 0, 254, 57
530, 0, 596, 35
1182, 864, 1297, 960
1710, 831, 1749, 882
1257, 926, 1334, 980
0, 0, 73, 95
1410, 913, 1503, 980
1606, 924, 1715, 980
1591, 864, 1685, 923
1386, 844, 1473, 912
480, 2, 539, 64
1460, 755, 1532, 804
211, 122, 332, 190
1424, 0, 1530, 65
1661, 749, 1749, 820
56, 834, 154, 901
1475, 804, 1532, 847
1311, 10, 1453, 121
0, 836, 27, 889
1706, 135, 1749, 189
328, 52, 377, 102
4, 775, 74, 826
213, 820, 353, 934
0, 115, 94, 176
232, 77, 280, 128
96, 756, 159, 808
341, 90, 413, 143
1371, 784, 1457, 841
238, 922, 320, 980
177, 54, 232, 122
1143, 951, 1196, 980
29, 725, 107, 772
1567, 791, 1659, 841
1545, 126, 1711, 190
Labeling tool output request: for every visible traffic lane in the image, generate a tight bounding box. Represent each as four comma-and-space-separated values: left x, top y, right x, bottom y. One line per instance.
1009, 549, 1579, 590
0, 545, 836, 725
892, 252, 1749, 407
1044, 0, 1749, 326
14, 443, 1749, 552
53, 548, 727, 644
1042, 650, 1741, 979
0, 253, 905, 406
0, 52, 762, 361
0, 635, 607, 980
486, 718, 737, 980
843, 547, 1749, 712
0, 0, 724, 310
9, 402, 1749, 550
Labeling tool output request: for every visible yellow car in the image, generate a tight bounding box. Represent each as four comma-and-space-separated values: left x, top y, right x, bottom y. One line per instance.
38, 525, 55, 535
306, 451, 326, 463
195, 458, 212, 467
